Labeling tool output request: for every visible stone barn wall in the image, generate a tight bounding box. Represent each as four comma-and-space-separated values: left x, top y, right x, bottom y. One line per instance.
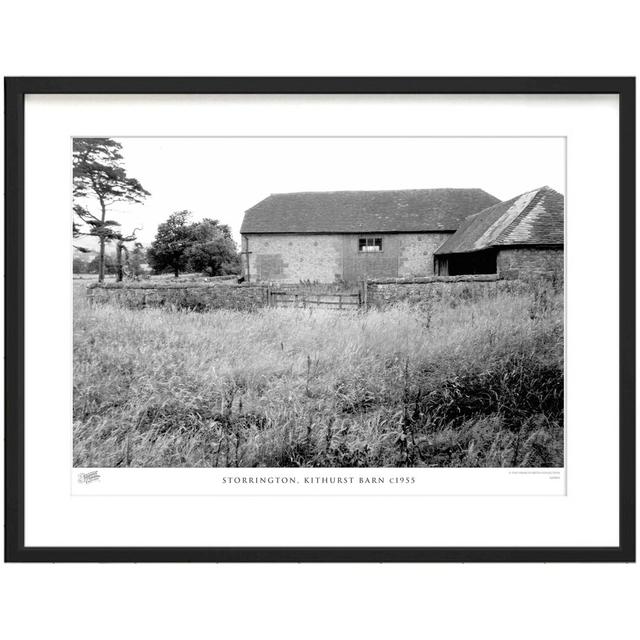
397, 233, 453, 277
244, 232, 453, 283
497, 247, 564, 281
245, 234, 343, 283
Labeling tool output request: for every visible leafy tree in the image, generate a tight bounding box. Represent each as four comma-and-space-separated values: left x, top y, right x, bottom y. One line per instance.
184, 218, 241, 276
147, 210, 193, 277
113, 227, 143, 282
73, 138, 150, 282
148, 213, 241, 278
128, 244, 147, 277
73, 257, 91, 274
87, 254, 117, 275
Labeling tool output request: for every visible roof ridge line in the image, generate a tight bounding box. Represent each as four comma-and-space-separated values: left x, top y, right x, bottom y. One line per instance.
266, 187, 490, 197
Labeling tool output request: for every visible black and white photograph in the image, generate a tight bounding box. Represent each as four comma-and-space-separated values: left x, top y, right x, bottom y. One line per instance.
73, 136, 565, 470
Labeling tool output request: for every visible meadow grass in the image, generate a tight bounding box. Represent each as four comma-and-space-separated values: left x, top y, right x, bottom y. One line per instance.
73, 281, 564, 467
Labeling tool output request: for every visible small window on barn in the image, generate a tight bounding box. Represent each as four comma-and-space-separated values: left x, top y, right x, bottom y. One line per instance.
358, 237, 383, 252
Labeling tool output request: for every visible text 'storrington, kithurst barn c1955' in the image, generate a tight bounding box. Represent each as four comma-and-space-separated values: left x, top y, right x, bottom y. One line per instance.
239, 186, 564, 283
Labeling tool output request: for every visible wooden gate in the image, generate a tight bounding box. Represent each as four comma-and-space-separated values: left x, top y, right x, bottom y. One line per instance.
268, 289, 362, 310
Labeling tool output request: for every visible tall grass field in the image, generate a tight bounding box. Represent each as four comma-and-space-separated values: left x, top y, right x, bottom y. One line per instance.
73, 281, 564, 468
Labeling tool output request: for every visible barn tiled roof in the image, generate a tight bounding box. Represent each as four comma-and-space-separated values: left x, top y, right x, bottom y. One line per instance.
434, 186, 564, 255
240, 189, 501, 234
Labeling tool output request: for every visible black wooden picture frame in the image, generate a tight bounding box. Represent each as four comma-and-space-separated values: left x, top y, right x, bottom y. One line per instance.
4, 77, 636, 562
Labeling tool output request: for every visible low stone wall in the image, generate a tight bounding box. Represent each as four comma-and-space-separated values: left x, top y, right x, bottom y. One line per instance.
365, 274, 537, 309
86, 273, 561, 313
86, 282, 268, 312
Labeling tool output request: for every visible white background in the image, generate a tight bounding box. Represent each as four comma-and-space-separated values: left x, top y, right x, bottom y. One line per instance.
1, 2, 638, 639
26, 96, 602, 547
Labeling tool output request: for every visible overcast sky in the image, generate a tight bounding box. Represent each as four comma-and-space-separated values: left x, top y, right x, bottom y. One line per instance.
75, 136, 565, 251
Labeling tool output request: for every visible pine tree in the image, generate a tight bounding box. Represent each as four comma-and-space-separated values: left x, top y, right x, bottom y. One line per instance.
73, 138, 150, 282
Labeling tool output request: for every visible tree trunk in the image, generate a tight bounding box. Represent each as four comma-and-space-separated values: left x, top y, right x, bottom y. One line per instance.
174, 264, 180, 278
98, 198, 107, 283
98, 237, 105, 283
115, 242, 123, 282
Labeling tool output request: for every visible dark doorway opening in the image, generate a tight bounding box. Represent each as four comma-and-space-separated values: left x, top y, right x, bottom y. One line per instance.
435, 249, 497, 276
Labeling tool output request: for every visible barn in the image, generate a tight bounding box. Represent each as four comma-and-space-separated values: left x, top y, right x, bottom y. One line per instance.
240, 188, 501, 283
433, 185, 564, 280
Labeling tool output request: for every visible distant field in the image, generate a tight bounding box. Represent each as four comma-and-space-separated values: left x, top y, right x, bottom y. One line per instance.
73, 273, 110, 281
73, 272, 234, 282
73, 280, 564, 468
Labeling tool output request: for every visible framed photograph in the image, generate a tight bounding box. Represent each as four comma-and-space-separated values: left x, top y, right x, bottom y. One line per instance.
4, 77, 635, 562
